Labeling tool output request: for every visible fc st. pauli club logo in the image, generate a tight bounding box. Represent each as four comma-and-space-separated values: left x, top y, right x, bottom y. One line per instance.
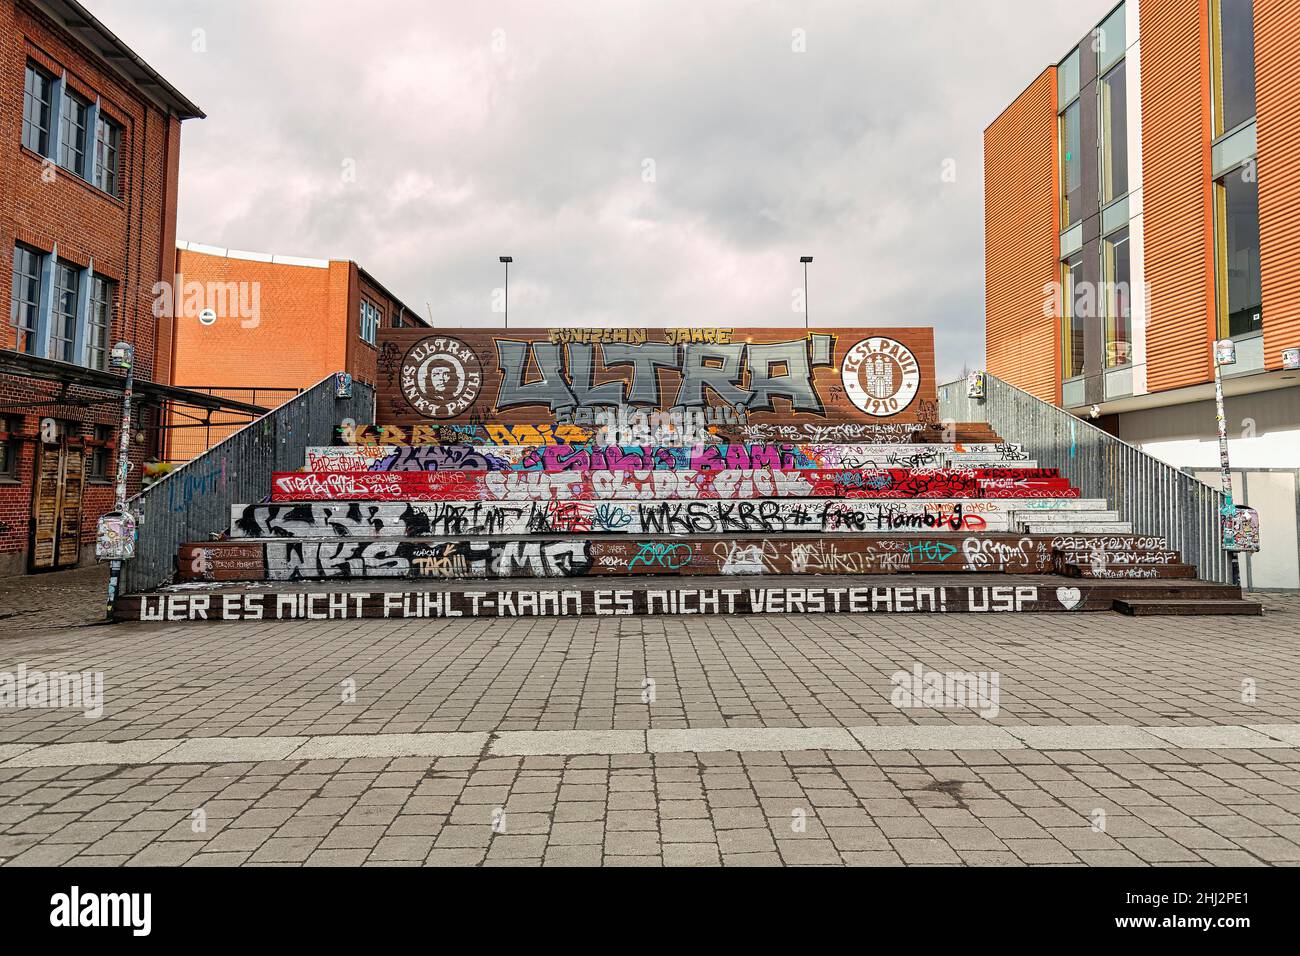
399, 335, 483, 419
841, 336, 921, 417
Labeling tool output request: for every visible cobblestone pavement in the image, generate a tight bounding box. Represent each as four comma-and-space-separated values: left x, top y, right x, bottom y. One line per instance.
0, 567, 1298, 866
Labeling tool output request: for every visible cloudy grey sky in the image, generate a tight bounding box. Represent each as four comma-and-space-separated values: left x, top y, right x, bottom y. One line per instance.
91, 0, 1113, 381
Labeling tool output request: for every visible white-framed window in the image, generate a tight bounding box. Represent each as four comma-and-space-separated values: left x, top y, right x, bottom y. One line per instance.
94, 114, 121, 196
20, 61, 123, 198
360, 299, 381, 346
9, 244, 119, 369
50, 260, 81, 364
10, 244, 43, 354
88, 275, 115, 370
58, 91, 90, 177
22, 63, 54, 155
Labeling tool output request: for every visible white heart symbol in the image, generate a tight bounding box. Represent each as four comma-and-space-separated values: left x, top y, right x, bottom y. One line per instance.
1056, 586, 1082, 610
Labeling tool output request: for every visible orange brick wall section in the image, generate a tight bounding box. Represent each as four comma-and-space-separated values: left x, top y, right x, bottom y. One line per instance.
1139, 0, 1216, 393
984, 68, 1060, 403
1255, 0, 1300, 370
170, 249, 344, 391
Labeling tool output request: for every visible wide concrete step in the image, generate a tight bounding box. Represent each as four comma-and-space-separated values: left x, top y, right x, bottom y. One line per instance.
1011, 509, 1120, 522
270, 468, 1076, 503
1023, 523, 1134, 534
1113, 599, 1263, 616
343, 423, 1006, 447
179, 534, 1064, 582
117, 573, 1248, 622
230, 498, 1128, 538
304, 443, 1035, 474
1059, 562, 1197, 580
1054, 549, 1181, 565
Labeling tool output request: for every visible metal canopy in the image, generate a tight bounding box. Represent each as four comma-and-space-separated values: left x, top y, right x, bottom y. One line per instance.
0, 350, 268, 416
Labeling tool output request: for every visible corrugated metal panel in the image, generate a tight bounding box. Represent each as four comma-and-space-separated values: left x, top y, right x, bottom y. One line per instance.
984, 69, 1060, 404
1256, 0, 1300, 368
122, 375, 376, 595
1140, 0, 1215, 392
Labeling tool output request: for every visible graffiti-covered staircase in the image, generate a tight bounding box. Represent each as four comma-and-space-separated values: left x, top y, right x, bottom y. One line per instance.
114, 328, 1260, 621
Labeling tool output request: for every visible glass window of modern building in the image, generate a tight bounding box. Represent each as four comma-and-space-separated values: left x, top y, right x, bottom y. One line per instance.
1103, 226, 1132, 368
1215, 167, 1262, 338
1099, 59, 1128, 206
1211, 0, 1256, 136
1063, 250, 1086, 379
1058, 48, 1082, 230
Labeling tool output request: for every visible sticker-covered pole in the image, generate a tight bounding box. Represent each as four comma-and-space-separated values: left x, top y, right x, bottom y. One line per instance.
106, 341, 134, 618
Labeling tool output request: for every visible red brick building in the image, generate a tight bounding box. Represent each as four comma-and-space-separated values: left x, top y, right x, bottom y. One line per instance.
165, 242, 427, 460
1, 0, 203, 575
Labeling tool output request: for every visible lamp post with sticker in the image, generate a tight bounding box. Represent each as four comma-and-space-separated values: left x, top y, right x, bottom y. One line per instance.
99, 341, 137, 618
1212, 339, 1259, 586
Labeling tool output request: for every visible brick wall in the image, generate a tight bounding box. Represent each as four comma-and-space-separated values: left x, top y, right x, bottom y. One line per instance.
0, 0, 189, 573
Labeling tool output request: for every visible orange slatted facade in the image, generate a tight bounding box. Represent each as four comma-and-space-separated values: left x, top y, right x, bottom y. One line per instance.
1139, 0, 1215, 393
1255, 0, 1300, 370
983, 69, 1059, 403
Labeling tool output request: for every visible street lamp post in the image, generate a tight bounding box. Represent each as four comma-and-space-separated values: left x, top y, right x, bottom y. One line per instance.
500, 256, 512, 328
1212, 338, 1240, 587
105, 341, 134, 617
799, 256, 813, 328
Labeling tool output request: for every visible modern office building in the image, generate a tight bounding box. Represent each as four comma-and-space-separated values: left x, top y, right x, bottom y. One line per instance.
984, 0, 1300, 588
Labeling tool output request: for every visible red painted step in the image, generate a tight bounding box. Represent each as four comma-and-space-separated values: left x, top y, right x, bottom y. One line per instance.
269, 468, 1077, 503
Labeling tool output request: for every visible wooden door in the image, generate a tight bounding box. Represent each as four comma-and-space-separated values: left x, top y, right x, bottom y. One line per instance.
29, 432, 85, 571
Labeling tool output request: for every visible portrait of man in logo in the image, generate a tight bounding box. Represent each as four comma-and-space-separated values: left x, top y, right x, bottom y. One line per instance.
841, 336, 921, 418
399, 335, 483, 419
422, 356, 462, 398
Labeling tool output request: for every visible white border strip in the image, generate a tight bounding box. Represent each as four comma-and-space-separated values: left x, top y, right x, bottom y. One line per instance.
0, 724, 1297, 768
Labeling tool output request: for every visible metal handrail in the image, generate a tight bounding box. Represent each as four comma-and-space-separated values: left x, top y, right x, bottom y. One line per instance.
938, 373, 1230, 583
121, 373, 374, 595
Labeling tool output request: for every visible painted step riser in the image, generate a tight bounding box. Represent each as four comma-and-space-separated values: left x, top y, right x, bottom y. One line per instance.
342, 424, 1004, 447
1023, 524, 1134, 534
1054, 551, 1182, 565
304, 444, 1036, 474
1044, 534, 1167, 551
1013, 511, 1120, 522
1116, 602, 1262, 617
178, 535, 1059, 582
119, 582, 1114, 622
270, 469, 1076, 503
231, 499, 1128, 539
1059, 565, 1197, 580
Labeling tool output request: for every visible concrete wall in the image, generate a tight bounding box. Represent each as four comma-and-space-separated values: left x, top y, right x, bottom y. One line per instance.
1118, 385, 1300, 587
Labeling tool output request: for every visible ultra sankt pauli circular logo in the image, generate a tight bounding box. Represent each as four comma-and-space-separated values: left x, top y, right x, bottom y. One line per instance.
841, 336, 921, 417
399, 335, 483, 419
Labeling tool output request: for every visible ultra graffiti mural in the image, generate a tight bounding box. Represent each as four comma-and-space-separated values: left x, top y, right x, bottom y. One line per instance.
122, 314, 1231, 623
376, 328, 938, 428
